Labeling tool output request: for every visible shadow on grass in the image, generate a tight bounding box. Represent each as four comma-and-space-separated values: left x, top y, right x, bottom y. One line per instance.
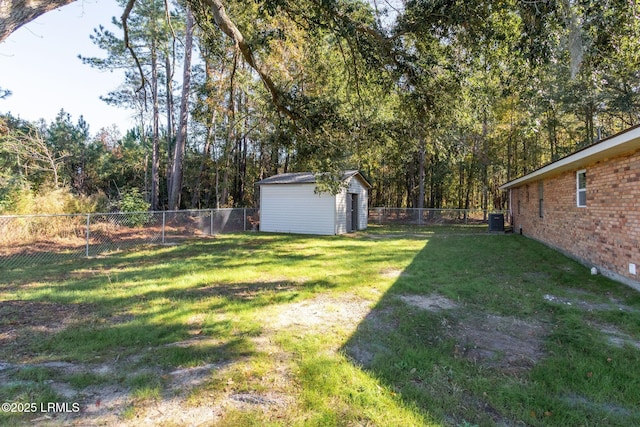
0, 233, 331, 425
0, 295, 255, 360
0, 234, 347, 366
0, 251, 85, 275
0, 234, 346, 301
340, 233, 640, 427
0, 275, 324, 366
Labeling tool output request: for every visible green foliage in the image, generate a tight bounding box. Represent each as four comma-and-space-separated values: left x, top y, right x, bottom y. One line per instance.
118, 188, 151, 227
119, 188, 149, 213
0, 181, 30, 214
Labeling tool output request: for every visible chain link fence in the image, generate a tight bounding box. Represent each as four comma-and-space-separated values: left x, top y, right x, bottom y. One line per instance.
368, 208, 509, 226
1, 207, 507, 268
0, 209, 258, 269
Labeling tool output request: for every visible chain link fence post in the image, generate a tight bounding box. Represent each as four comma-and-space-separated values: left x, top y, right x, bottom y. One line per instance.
85, 214, 90, 257
162, 211, 166, 244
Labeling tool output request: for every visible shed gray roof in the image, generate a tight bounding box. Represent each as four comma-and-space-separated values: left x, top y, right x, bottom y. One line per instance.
256, 170, 371, 187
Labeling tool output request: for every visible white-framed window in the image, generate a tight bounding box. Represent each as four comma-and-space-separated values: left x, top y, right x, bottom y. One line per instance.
576, 169, 587, 207
538, 181, 544, 218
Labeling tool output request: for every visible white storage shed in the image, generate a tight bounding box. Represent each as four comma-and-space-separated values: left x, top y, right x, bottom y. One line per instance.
256, 170, 371, 235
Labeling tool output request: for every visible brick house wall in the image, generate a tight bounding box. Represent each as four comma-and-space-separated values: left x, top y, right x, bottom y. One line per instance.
509, 148, 640, 289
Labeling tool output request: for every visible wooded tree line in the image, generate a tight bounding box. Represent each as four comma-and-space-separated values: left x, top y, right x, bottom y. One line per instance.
2, 0, 640, 214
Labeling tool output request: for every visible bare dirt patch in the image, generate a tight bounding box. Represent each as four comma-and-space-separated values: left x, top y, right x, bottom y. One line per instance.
453, 314, 549, 373
268, 294, 373, 334
0, 356, 230, 426
0, 300, 95, 330
543, 293, 639, 313
380, 267, 405, 278
342, 305, 399, 368
591, 323, 640, 350
345, 293, 549, 375
562, 393, 633, 418
0, 290, 556, 425
398, 293, 459, 311
190, 280, 299, 301
373, 293, 548, 374
346, 293, 549, 374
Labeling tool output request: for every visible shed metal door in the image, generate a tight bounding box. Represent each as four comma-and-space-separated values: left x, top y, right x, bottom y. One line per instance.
347, 193, 358, 232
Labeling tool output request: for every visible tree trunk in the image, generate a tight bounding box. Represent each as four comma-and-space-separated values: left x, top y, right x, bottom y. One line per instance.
270, 141, 279, 175
192, 57, 217, 208
191, 113, 215, 208
417, 138, 425, 210
464, 144, 476, 212
239, 125, 248, 204
457, 162, 464, 211
168, 6, 194, 211
232, 77, 248, 206
220, 50, 238, 206
584, 102, 595, 147
194, 56, 226, 208
0, 0, 75, 42
547, 107, 557, 160
232, 84, 244, 205
165, 52, 175, 200
481, 112, 489, 220
150, 37, 161, 210
507, 107, 513, 182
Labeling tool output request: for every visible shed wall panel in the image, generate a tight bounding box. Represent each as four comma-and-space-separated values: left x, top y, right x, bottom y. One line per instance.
334, 177, 369, 233
260, 184, 337, 235
335, 189, 347, 235
348, 177, 369, 231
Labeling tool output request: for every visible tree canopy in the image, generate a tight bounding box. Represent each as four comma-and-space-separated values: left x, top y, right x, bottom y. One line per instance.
2, 0, 640, 212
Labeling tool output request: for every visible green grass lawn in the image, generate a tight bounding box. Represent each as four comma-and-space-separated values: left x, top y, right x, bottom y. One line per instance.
1, 225, 639, 426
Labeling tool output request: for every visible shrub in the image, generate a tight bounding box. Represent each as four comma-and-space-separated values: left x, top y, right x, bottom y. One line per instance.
64, 191, 109, 214
0, 185, 109, 215
118, 188, 151, 227
0, 186, 111, 244
0, 186, 34, 215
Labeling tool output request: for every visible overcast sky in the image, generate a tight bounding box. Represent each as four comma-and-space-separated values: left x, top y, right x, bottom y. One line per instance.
0, 0, 135, 134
